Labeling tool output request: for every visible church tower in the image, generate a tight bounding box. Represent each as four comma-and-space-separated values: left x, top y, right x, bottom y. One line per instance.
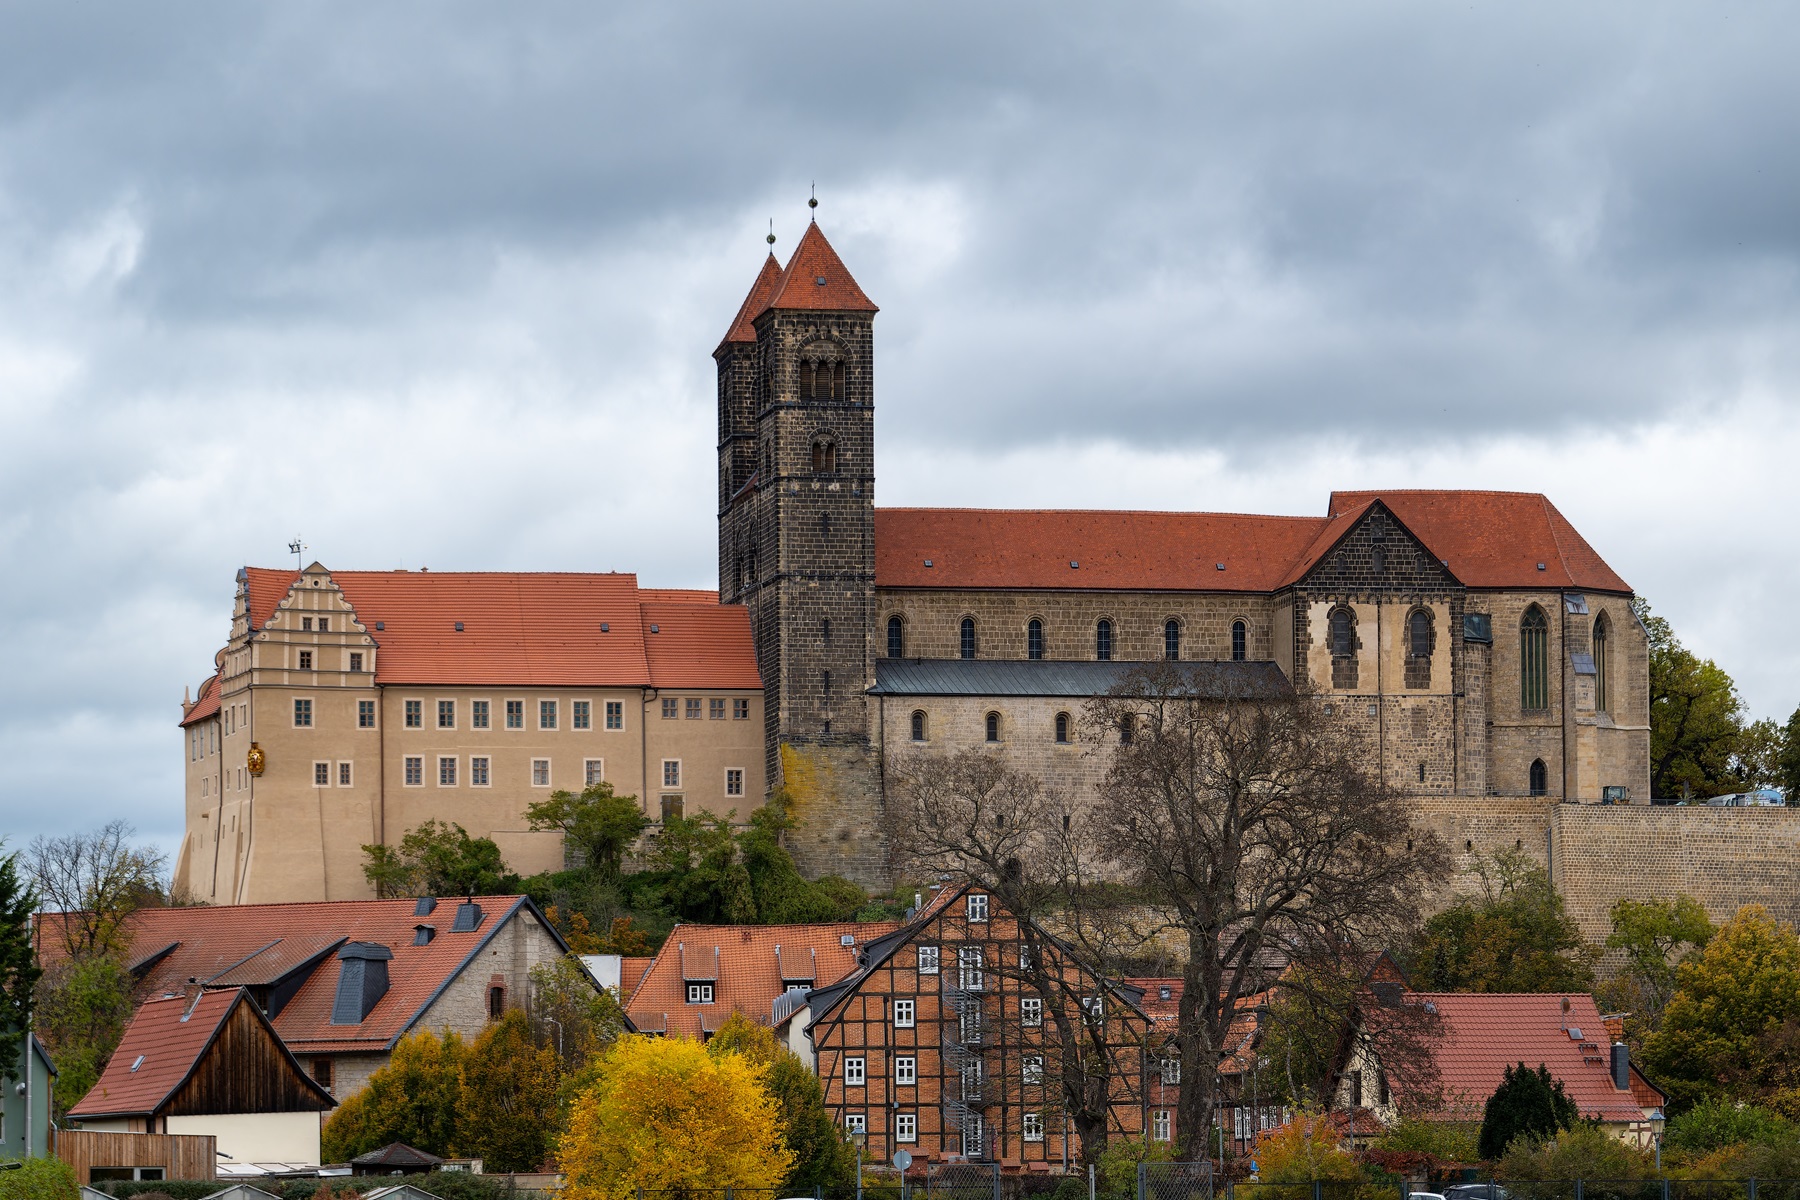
716, 219, 885, 883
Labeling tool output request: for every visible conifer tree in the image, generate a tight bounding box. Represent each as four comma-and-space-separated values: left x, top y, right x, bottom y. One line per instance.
1478, 1062, 1579, 1161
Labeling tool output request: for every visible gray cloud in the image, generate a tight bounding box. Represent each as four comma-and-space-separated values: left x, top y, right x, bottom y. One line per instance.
2, 1, 1797, 854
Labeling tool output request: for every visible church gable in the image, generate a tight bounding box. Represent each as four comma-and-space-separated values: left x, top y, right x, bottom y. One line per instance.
1293, 502, 1462, 599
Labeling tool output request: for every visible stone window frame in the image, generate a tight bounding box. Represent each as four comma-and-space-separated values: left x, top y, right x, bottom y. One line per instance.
1054, 711, 1073, 744
403, 755, 424, 787
532, 758, 552, 788
798, 343, 847, 401
1328, 606, 1358, 658
911, 709, 929, 742
539, 699, 559, 730
809, 435, 839, 474
585, 758, 605, 787
1593, 612, 1611, 714
1026, 616, 1047, 661
470, 699, 490, 730
1404, 606, 1436, 690
338, 761, 353, 788
960, 616, 978, 660
1230, 618, 1248, 662
985, 711, 1003, 743
1095, 617, 1115, 661
402, 697, 423, 729
470, 756, 491, 787
312, 760, 331, 789
1520, 605, 1551, 712
437, 698, 456, 730
886, 614, 906, 659
1529, 758, 1549, 797
725, 767, 744, 797
1163, 617, 1183, 661
437, 755, 458, 788
294, 697, 314, 728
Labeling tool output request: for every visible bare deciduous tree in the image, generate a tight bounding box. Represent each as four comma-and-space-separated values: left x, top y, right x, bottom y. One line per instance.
1085, 665, 1447, 1159
28, 820, 168, 959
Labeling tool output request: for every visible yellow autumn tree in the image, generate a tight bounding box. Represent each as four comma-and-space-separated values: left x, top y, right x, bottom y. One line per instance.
559, 1034, 794, 1200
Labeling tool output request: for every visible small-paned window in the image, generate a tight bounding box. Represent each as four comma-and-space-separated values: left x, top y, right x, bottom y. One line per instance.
586, 759, 605, 786
917, 946, 939, 974
709, 698, 726, 720
439, 756, 457, 787
404, 756, 423, 786
967, 893, 990, 922
985, 712, 1001, 743
846, 1113, 866, 1134
1021, 997, 1043, 1026
960, 617, 976, 659
1055, 712, 1071, 743
404, 699, 422, 728
685, 698, 702, 720
844, 1057, 865, 1086
663, 760, 681, 788
302, 617, 313, 631
294, 698, 313, 727
960, 1007, 984, 1044
911, 710, 927, 742
1521, 606, 1550, 711
733, 698, 749, 720
687, 982, 713, 1004
896, 1113, 916, 1142
1530, 758, 1549, 797
607, 701, 626, 729
541, 700, 558, 729
1027, 618, 1044, 660
958, 945, 985, 989
314, 762, 330, 787
887, 615, 905, 659
1161, 1058, 1181, 1085
1096, 619, 1113, 661
1164, 619, 1181, 661
318, 617, 329, 632
896, 1056, 916, 1085
506, 700, 524, 729
894, 999, 915, 1028
1153, 1110, 1171, 1142
726, 768, 744, 797
349, 652, 363, 672
298, 650, 313, 671
338, 762, 352, 787
574, 700, 592, 729
358, 700, 376, 729
662, 698, 678, 720
1023, 1055, 1044, 1084
438, 699, 455, 729
530, 759, 551, 786
471, 700, 489, 729
471, 757, 490, 786
1232, 619, 1247, 662
312, 1058, 333, 1089
1024, 1112, 1044, 1142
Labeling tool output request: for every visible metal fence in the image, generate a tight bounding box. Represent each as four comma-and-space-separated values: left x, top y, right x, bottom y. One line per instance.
1219, 1183, 1800, 1200
927, 1161, 1003, 1200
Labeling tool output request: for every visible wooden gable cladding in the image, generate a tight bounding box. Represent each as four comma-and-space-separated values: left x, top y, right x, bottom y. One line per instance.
808, 885, 1151, 1167
164, 991, 336, 1116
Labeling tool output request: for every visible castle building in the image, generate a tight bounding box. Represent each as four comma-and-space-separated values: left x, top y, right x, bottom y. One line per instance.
714, 221, 1648, 883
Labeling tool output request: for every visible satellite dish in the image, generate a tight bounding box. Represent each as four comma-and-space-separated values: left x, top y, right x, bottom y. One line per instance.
892, 1149, 913, 1171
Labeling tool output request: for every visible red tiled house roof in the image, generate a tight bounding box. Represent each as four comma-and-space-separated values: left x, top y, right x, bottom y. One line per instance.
67, 987, 334, 1119
627, 921, 899, 1039
39, 895, 564, 1056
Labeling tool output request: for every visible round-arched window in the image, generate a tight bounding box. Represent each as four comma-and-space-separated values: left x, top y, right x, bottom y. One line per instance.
985, 711, 1001, 743
887, 615, 905, 659
1231, 619, 1247, 662
1055, 712, 1071, 743
1027, 619, 1044, 661
1164, 619, 1181, 661
1096, 619, 1113, 661
1330, 608, 1356, 657
911, 710, 927, 742
1409, 610, 1432, 658
960, 617, 976, 660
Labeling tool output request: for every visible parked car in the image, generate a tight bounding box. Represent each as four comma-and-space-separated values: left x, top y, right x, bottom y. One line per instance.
1706, 789, 1786, 807
1444, 1186, 1510, 1200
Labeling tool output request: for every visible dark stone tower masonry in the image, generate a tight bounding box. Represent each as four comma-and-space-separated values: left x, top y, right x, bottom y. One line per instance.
716, 223, 888, 885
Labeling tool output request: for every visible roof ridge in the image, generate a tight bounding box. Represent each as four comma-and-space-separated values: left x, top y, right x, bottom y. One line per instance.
1331, 488, 1552, 499
877, 506, 1328, 522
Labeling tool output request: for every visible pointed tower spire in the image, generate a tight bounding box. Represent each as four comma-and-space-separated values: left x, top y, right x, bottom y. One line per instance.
716, 252, 785, 352
760, 223, 878, 315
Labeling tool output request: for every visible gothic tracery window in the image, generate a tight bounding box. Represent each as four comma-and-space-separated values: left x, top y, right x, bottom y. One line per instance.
1521, 606, 1550, 711
1593, 614, 1610, 714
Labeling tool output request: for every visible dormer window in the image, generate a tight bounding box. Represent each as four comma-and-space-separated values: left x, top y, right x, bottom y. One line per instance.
687, 982, 714, 1004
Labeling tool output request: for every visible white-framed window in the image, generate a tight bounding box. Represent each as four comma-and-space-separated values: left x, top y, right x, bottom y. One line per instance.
585, 759, 605, 787
960, 1007, 983, 1045
1024, 1111, 1045, 1142
471, 757, 490, 787
895, 1113, 916, 1143
843, 1057, 865, 1086
686, 982, 713, 1004
505, 699, 524, 729
573, 700, 592, 729
662, 698, 678, 719
606, 701, 624, 730
302, 616, 313, 631
293, 698, 313, 727
894, 999, 915, 1028
313, 761, 330, 787
338, 761, 352, 787
404, 756, 423, 787
1161, 1057, 1181, 1085
917, 945, 940, 975
437, 699, 455, 729
298, 649, 313, 671
438, 756, 457, 787
1023, 1055, 1044, 1084
1019, 943, 1033, 971
1235, 1107, 1251, 1142
472, 699, 490, 729
845, 1113, 866, 1135
1152, 1110, 1171, 1142
962, 1060, 983, 1101
540, 699, 558, 730
961, 1112, 984, 1156
685, 698, 703, 720
725, 768, 744, 797
1021, 997, 1043, 1027
734, 698, 750, 719
958, 946, 984, 990
967, 893, 989, 922
1082, 995, 1104, 1022
663, 760, 681, 788
710, 698, 727, 720
532, 759, 551, 787
404, 699, 422, 728
895, 1056, 916, 1085
358, 699, 376, 728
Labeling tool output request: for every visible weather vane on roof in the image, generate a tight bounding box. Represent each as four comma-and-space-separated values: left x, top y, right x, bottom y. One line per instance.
809, 182, 818, 221
288, 537, 306, 569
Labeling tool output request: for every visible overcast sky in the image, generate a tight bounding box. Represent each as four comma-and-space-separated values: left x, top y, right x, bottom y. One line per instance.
3, 2, 1797, 860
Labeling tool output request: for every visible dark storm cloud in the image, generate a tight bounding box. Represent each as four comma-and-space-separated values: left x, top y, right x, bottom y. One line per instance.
1, 1, 1796, 850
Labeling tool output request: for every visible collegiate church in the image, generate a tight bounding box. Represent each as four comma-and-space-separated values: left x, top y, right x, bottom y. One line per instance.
176, 219, 1647, 903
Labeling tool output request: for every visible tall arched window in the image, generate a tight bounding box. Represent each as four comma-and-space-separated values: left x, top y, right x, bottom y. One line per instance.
1119, 715, 1135, 746
911, 710, 927, 742
1231, 620, 1247, 662
1055, 712, 1071, 744
1329, 607, 1358, 690
1405, 608, 1434, 689
1521, 606, 1550, 711
887, 616, 905, 660
960, 618, 976, 660
1096, 619, 1113, 661
1164, 619, 1181, 661
1593, 614, 1610, 714
811, 439, 837, 474
1027, 619, 1044, 660
985, 711, 1001, 743
1529, 758, 1548, 796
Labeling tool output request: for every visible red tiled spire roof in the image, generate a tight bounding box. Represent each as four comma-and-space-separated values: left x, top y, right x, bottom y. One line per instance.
717, 253, 783, 351
760, 223, 878, 315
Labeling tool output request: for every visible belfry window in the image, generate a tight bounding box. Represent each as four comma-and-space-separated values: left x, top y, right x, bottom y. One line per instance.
1521, 606, 1550, 711
1231, 619, 1247, 662
1529, 758, 1549, 797
960, 618, 976, 660
1593, 615, 1610, 714
1164, 619, 1181, 661
1027, 619, 1045, 661
1096, 619, 1113, 661
887, 616, 905, 659
811, 439, 837, 474
802, 360, 845, 400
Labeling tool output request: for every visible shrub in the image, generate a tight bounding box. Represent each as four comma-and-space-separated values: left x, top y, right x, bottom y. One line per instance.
1665, 1098, 1795, 1155
1497, 1123, 1657, 1181
1097, 1135, 1175, 1195
0, 1157, 79, 1200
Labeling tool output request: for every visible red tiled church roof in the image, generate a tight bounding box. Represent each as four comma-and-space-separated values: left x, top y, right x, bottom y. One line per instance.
237, 569, 760, 691
717, 253, 783, 350
180, 673, 221, 728
760, 223, 878, 316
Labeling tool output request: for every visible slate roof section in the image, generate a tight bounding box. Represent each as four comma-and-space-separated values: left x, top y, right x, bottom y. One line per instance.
626, 921, 900, 1039
717, 252, 784, 350
1402, 992, 1648, 1122
871, 659, 1293, 700
235, 569, 761, 692
759, 222, 879, 315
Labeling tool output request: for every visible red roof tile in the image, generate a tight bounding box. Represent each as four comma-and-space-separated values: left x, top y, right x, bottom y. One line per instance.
626, 922, 900, 1039
239, 569, 761, 691
717, 253, 784, 351
180, 673, 221, 728
1327, 491, 1631, 593
1401, 992, 1645, 1122
619, 956, 654, 1003
41, 896, 553, 1056
760, 223, 878, 315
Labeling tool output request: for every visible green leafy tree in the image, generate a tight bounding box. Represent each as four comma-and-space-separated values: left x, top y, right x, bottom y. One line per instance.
737, 795, 865, 924
525, 783, 650, 879
1664, 1098, 1794, 1155
361, 819, 517, 898
1478, 1062, 1579, 1161
1643, 904, 1800, 1110
1637, 599, 1751, 800
0, 1156, 78, 1199
34, 954, 135, 1115
1097, 1134, 1178, 1194
1600, 894, 1713, 1042
1497, 1123, 1654, 1181
1411, 850, 1597, 993
320, 1026, 468, 1161
458, 1009, 562, 1172
707, 1011, 855, 1195
1370, 1118, 1481, 1165
528, 953, 628, 1068
0, 848, 41, 1070
645, 812, 753, 922
1780, 705, 1800, 803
